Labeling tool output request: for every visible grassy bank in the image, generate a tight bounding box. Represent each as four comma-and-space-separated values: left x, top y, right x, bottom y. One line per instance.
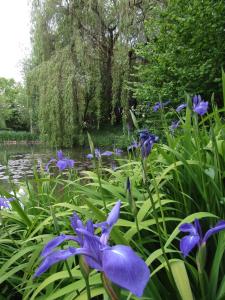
0, 130, 39, 142
87, 125, 130, 149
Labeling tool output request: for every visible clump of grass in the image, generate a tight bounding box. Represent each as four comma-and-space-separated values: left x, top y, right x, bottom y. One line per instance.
86, 125, 130, 148
0, 130, 39, 142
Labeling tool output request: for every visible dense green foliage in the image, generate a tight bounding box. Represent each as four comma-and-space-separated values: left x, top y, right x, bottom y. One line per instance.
26, 0, 154, 147
87, 125, 130, 148
133, 0, 225, 104
0, 78, 30, 131
24, 0, 225, 147
0, 131, 39, 142
0, 86, 225, 299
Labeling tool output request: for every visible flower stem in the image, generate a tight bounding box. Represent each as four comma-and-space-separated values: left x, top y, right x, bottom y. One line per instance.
101, 273, 120, 300
84, 276, 91, 300
198, 271, 206, 300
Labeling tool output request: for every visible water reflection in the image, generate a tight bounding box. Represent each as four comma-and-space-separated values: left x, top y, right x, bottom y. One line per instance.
0, 144, 122, 184
0, 144, 88, 182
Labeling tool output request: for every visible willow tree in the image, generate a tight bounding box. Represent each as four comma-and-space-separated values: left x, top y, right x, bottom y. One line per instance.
26, 0, 154, 146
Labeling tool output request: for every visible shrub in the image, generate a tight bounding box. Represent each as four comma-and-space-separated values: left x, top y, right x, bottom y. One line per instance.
134, 0, 225, 105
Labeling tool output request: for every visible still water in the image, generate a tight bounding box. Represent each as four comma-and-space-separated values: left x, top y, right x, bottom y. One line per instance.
0, 144, 100, 183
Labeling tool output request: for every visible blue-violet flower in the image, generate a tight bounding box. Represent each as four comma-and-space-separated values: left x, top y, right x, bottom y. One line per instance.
139, 129, 158, 158
127, 141, 139, 152
192, 95, 208, 116
34, 201, 150, 297
170, 120, 180, 132
0, 197, 14, 209
176, 95, 208, 116
176, 103, 187, 112
46, 150, 75, 171
179, 219, 225, 257
153, 100, 170, 112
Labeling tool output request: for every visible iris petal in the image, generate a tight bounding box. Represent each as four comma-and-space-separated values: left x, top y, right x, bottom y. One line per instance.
194, 219, 203, 240
142, 138, 154, 157
0, 198, 10, 208
98, 201, 121, 245
41, 234, 79, 257
57, 150, 64, 160
193, 101, 208, 116
56, 160, 67, 171
66, 159, 75, 168
176, 103, 187, 112
70, 213, 84, 237
179, 223, 198, 235
61, 161, 68, 170
95, 149, 101, 158
193, 95, 201, 106
101, 151, 113, 157
170, 120, 180, 132
77, 227, 103, 270
102, 245, 150, 297
107, 201, 121, 227
45, 158, 57, 171
35, 247, 80, 277
180, 235, 200, 257
114, 149, 123, 156
127, 141, 139, 151
203, 220, 225, 243
139, 130, 158, 158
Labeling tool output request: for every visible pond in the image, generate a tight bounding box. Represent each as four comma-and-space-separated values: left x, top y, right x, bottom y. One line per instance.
0, 144, 120, 186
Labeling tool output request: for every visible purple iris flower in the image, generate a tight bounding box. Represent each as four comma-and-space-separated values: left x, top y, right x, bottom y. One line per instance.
127, 141, 139, 152
176, 95, 208, 116
101, 151, 114, 157
88, 149, 122, 158
86, 149, 101, 159
139, 129, 158, 158
170, 120, 180, 132
176, 103, 187, 112
192, 95, 208, 116
153, 103, 161, 112
46, 150, 75, 171
114, 148, 123, 156
153, 100, 170, 112
179, 219, 225, 257
34, 201, 150, 297
0, 197, 14, 208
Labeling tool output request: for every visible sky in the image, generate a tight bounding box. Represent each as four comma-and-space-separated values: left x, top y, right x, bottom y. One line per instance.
0, 0, 31, 82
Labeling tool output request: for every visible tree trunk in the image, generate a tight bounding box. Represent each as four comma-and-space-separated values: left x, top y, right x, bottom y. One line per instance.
100, 29, 114, 122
